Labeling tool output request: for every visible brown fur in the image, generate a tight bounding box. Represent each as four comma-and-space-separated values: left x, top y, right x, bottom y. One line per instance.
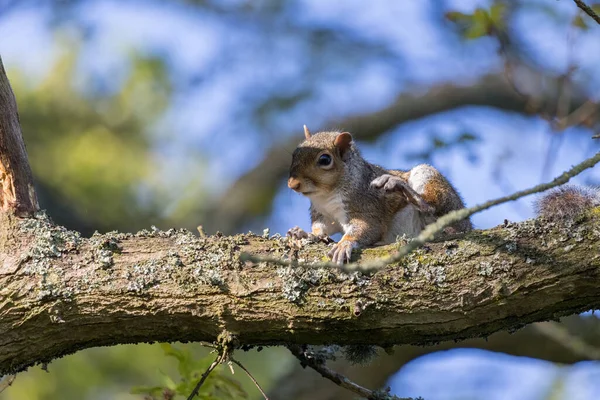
534, 184, 600, 221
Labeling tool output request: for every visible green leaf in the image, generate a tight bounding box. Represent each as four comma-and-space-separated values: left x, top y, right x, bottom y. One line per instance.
130, 385, 165, 396
489, 2, 506, 29
445, 11, 472, 23
572, 14, 589, 30
464, 19, 490, 39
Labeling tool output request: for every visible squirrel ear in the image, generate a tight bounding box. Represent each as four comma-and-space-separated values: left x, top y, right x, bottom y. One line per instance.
303, 125, 311, 140
333, 132, 353, 154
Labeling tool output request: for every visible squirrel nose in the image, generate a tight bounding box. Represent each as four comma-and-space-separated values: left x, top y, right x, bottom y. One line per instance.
288, 177, 301, 191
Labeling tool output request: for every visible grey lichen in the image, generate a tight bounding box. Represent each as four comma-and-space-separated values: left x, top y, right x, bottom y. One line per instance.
422, 264, 447, 286
478, 261, 493, 277
17, 212, 83, 299
125, 260, 161, 293
88, 232, 122, 269
19, 211, 81, 265
276, 265, 334, 304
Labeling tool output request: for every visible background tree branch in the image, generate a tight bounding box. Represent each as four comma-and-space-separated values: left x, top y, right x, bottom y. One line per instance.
269, 315, 600, 400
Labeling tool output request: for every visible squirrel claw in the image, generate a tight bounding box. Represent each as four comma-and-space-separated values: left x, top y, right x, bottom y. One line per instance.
328, 240, 357, 265
311, 233, 334, 244
287, 227, 333, 244
371, 174, 435, 213
287, 226, 309, 240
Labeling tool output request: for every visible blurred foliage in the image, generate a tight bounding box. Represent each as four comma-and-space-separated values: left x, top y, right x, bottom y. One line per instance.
9, 37, 207, 235
0, 343, 290, 400
445, 2, 506, 40
132, 344, 246, 400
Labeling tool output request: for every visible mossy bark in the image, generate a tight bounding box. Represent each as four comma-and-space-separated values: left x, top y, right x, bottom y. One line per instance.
0, 209, 599, 374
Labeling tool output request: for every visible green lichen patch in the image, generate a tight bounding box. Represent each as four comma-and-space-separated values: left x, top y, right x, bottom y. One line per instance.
19, 211, 82, 264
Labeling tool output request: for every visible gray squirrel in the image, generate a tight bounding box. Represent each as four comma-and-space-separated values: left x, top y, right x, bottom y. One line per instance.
286, 126, 472, 264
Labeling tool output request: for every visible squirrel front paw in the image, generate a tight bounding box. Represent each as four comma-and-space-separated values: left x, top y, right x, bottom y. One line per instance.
371, 174, 435, 213
328, 239, 358, 265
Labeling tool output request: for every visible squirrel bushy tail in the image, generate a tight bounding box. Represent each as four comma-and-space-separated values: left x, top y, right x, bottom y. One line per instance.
534, 184, 600, 221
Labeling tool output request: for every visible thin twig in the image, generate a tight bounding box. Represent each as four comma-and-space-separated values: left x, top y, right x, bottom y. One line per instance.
288, 345, 411, 400
230, 358, 270, 400
0, 375, 16, 394
186, 354, 222, 400
534, 322, 600, 360
241, 151, 600, 272
573, 0, 600, 25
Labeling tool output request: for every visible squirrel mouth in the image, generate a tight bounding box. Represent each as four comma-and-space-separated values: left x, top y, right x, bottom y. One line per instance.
301, 191, 315, 195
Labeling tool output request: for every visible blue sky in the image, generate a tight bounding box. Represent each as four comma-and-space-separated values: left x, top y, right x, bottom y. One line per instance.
1, 1, 600, 399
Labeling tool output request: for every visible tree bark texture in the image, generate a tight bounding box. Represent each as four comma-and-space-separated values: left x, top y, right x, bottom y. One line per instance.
0, 209, 599, 375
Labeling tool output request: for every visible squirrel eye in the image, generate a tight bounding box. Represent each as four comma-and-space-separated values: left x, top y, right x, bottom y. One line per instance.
318, 154, 332, 167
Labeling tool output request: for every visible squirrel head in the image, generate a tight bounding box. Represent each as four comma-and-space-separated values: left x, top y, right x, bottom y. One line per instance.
287, 125, 355, 196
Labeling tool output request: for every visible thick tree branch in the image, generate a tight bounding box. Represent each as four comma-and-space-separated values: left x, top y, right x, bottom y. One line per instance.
204, 70, 599, 234
0, 57, 38, 216
0, 208, 599, 375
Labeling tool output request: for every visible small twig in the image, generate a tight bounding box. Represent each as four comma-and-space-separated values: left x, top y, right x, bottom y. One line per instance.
288, 345, 411, 400
230, 358, 270, 400
241, 151, 600, 272
573, 0, 600, 25
0, 375, 16, 394
534, 322, 600, 360
186, 353, 223, 400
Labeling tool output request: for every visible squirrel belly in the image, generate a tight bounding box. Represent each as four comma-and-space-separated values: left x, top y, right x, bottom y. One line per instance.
381, 204, 428, 243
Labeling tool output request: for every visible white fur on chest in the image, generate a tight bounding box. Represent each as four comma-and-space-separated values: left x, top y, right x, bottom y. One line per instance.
309, 192, 348, 225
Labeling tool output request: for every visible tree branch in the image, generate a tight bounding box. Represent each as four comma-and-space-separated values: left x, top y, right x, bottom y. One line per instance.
269, 315, 600, 400
573, 0, 600, 25
288, 345, 410, 400
0, 57, 38, 216
0, 207, 599, 375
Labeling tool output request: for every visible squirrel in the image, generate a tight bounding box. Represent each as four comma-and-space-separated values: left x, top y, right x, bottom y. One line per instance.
534, 184, 600, 221
287, 126, 472, 264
